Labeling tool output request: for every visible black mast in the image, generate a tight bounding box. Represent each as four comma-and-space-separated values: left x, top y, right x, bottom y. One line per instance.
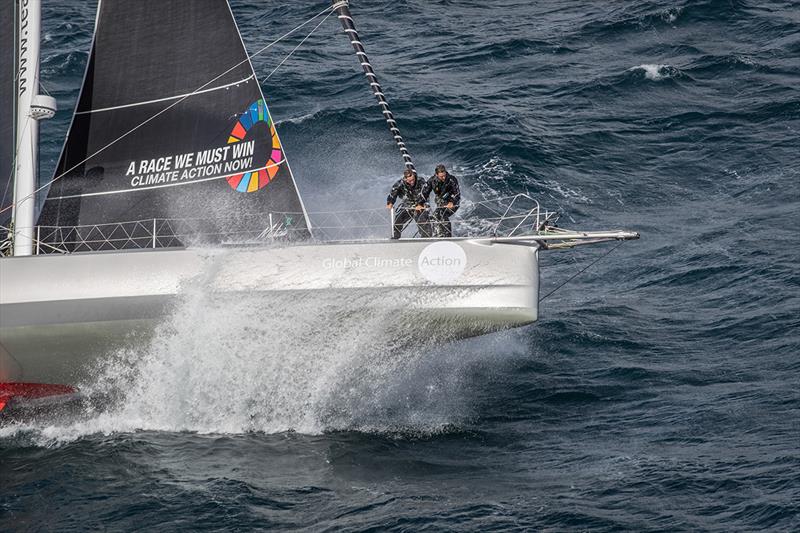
331, 0, 415, 173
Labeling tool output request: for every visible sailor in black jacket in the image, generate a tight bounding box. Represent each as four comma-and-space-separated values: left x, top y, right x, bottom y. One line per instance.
386, 169, 431, 239
417, 164, 461, 237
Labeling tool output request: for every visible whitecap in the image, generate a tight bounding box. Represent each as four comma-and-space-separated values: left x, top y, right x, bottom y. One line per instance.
275, 110, 321, 126
630, 64, 679, 81
661, 7, 682, 24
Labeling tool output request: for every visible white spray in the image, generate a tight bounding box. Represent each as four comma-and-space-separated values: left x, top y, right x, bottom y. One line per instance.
12, 251, 510, 443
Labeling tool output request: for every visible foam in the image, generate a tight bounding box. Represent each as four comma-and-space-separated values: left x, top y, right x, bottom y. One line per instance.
1, 252, 507, 445
660, 7, 682, 24
630, 64, 678, 81
275, 110, 320, 126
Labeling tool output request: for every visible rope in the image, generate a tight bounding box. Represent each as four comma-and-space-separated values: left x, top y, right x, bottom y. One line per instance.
265, 11, 333, 81
539, 241, 624, 302
201, 10, 332, 162
0, 4, 334, 217
332, 1, 415, 171
0, 116, 29, 213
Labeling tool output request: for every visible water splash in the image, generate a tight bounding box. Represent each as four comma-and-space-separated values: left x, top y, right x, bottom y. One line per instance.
1, 252, 502, 444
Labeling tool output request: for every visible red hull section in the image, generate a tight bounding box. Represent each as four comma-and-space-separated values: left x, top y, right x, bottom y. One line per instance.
0, 383, 78, 412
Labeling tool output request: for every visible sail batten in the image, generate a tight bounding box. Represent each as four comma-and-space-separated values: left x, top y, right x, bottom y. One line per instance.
73, 75, 257, 116
47, 159, 289, 201
38, 0, 311, 249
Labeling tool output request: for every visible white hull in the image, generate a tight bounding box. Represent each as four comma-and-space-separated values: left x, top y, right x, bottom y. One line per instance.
0, 239, 539, 385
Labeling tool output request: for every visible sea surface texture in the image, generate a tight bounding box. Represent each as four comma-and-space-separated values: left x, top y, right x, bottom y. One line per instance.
2, 1, 799, 531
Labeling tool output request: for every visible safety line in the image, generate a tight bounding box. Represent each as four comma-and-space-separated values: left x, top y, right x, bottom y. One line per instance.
265, 10, 334, 81
539, 241, 625, 302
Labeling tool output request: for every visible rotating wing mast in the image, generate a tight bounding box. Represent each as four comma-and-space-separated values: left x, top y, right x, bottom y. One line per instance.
7, 0, 57, 256
331, 0, 415, 173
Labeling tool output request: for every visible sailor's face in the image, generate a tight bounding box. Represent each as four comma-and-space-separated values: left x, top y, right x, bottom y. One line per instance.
404, 175, 415, 185
436, 171, 446, 180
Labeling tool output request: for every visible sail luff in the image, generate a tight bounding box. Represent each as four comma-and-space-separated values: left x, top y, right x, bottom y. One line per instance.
41, 0, 102, 221
223, 0, 312, 236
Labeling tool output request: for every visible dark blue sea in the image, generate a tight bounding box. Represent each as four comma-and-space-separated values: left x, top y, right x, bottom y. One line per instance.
2, 0, 799, 530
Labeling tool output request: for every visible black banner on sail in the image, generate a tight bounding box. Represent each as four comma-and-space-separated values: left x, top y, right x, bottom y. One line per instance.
37, 0, 310, 249
0, 2, 15, 229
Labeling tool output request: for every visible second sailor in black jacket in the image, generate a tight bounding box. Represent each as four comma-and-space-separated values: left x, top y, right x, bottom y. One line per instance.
386, 169, 431, 239
417, 164, 460, 237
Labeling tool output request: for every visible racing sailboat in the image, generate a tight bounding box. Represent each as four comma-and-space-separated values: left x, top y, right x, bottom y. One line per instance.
0, 0, 637, 409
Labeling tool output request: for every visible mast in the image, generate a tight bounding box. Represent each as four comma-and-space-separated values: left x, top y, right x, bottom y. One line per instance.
331, 0, 415, 172
12, 0, 56, 256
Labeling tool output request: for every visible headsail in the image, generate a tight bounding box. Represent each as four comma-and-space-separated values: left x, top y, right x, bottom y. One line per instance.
37, 0, 311, 249
0, 2, 15, 230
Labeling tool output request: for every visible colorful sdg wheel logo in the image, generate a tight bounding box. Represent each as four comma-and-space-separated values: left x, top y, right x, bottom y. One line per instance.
226, 99, 283, 193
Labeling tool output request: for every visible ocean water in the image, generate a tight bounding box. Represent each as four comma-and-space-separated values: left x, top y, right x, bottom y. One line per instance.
2, 0, 799, 531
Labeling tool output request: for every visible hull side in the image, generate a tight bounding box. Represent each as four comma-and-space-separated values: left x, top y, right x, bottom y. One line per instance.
1, 240, 539, 385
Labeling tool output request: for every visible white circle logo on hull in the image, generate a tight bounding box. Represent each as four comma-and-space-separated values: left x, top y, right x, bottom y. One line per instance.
418, 241, 467, 284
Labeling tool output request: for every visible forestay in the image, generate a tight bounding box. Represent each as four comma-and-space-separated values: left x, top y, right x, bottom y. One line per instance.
36, 0, 311, 249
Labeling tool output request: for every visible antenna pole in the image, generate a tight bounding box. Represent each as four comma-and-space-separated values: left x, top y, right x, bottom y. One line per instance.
12, 0, 55, 256
331, 0, 415, 172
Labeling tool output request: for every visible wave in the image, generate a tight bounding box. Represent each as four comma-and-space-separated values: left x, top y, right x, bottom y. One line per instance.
40, 50, 90, 78
275, 110, 322, 126
628, 64, 682, 81
573, 4, 686, 39
574, 0, 755, 40
682, 53, 785, 75
435, 38, 574, 68
546, 64, 692, 103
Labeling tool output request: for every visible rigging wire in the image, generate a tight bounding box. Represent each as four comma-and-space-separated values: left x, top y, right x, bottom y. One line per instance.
1, 65, 50, 212
539, 241, 625, 302
265, 10, 333, 81
1, 115, 32, 218
0, 4, 335, 218
166, 8, 334, 188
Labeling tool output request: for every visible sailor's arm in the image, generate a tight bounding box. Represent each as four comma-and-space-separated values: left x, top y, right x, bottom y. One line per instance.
450, 176, 461, 207
416, 178, 433, 210
386, 180, 402, 208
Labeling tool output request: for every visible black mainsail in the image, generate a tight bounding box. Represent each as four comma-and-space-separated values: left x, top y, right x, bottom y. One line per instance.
0, 2, 15, 230
37, 0, 310, 249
